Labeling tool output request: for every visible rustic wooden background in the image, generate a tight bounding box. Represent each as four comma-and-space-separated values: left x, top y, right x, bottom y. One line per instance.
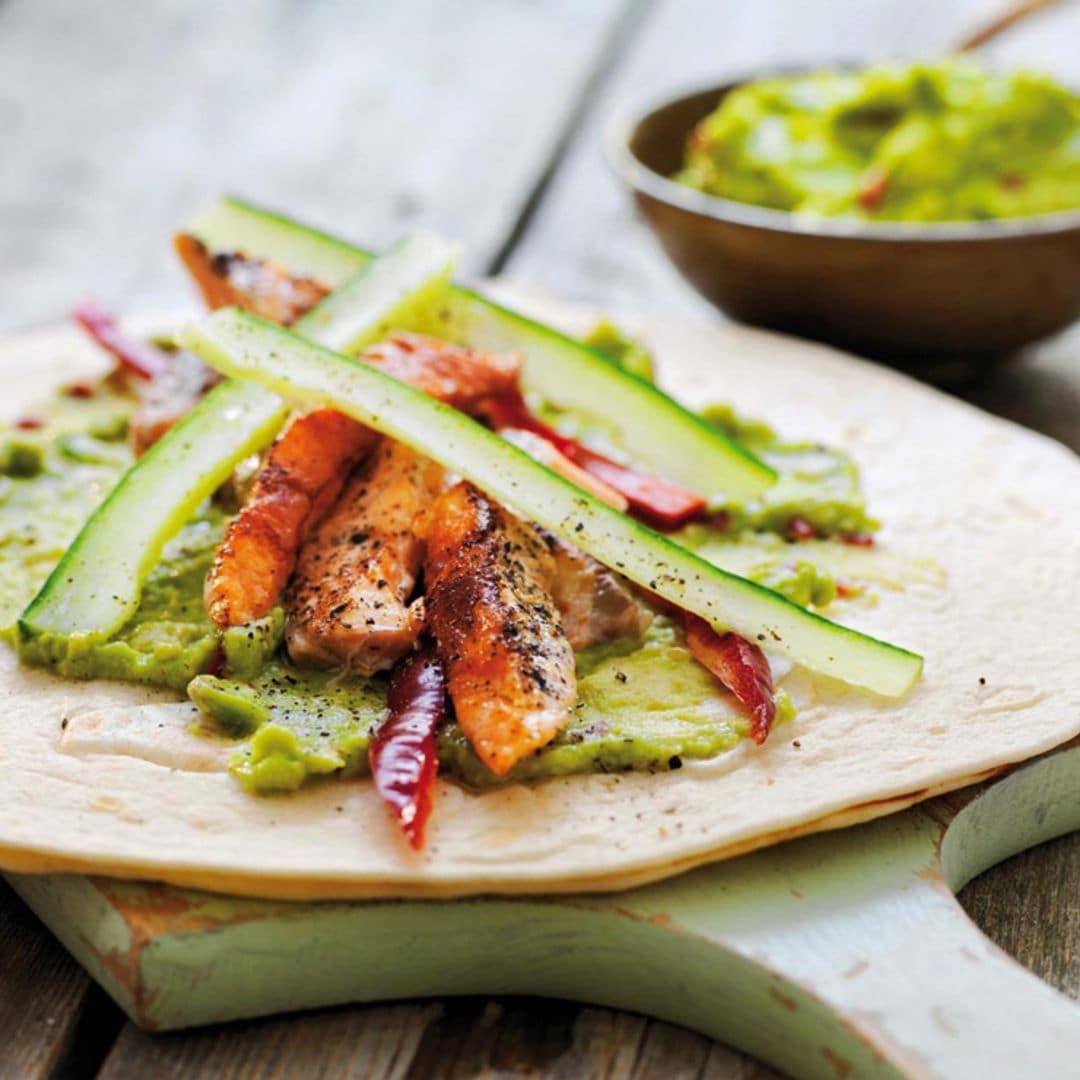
2, 0, 1078, 1075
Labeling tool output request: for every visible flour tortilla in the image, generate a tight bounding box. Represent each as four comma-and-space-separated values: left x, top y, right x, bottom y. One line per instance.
0, 295, 1076, 900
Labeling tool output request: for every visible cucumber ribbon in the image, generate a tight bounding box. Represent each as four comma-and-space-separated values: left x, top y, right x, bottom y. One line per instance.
181, 308, 923, 698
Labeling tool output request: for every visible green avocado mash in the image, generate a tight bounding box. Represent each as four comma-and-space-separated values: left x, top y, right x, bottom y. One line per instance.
0, 388, 134, 625
191, 618, 793, 793
700, 404, 877, 536
1, 340, 882, 794
678, 58, 1080, 221
582, 319, 655, 382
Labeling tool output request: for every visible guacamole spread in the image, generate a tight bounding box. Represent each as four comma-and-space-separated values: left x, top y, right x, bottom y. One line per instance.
678, 58, 1080, 222
1, 352, 879, 795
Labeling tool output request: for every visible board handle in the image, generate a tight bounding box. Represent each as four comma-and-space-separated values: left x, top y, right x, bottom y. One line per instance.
792, 872, 1080, 1078
615, 745, 1080, 1079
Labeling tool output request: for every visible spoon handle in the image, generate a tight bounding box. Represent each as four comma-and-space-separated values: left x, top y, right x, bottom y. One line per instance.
955, 0, 1066, 51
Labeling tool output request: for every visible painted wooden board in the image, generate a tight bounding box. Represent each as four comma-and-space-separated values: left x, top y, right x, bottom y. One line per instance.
9, 739, 1080, 1078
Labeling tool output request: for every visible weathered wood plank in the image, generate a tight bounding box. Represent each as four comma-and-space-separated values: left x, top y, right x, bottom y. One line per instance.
99, 1001, 440, 1079
0, 879, 122, 1079
98, 999, 780, 1079
92, 835, 1080, 1079
960, 831, 1080, 999
0, 0, 627, 330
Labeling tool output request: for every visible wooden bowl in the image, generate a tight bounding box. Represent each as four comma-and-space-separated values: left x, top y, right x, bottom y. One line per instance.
607, 82, 1080, 375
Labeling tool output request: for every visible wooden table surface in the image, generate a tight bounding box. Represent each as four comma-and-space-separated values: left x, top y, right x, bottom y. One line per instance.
2, 1, 1078, 1075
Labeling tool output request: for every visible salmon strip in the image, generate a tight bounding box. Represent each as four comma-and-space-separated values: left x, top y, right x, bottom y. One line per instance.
541, 535, 653, 650
183, 227, 526, 635
208, 333, 520, 630
174, 234, 330, 325
363, 333, 521, 406
425, 482, 576, 777
205, 410, 379, 628
286, 441, 443, 673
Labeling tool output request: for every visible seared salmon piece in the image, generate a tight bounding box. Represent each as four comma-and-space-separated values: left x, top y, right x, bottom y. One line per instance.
176, 233, 522, 397
425, 482, 576, 777
363, 333, 521, 406
207, 335, 521, 631
286, 441, 444, 673
541, 535, 653, 650
174, 234, 329, 325
204, 410, 378, 629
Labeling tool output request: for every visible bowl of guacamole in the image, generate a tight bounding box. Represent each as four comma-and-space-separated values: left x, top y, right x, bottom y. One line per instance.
609, 58, 1080, 370
677, 59, 1080, 223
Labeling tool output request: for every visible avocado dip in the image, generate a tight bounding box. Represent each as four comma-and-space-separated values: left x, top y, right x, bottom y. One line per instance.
1, 332, 880, 795
677, 58, 1080, 222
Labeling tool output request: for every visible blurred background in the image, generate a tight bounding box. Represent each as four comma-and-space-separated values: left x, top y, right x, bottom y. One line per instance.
3, 0, 1078, 331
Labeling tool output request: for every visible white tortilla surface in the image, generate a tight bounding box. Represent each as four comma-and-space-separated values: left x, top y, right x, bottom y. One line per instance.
0, 294, 1076, 900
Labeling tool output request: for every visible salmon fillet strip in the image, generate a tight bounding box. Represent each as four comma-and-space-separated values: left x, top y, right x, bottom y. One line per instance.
206, 336, 522, 630
205, 409, 379, 628
174, 234, 330, 326
425, 482, 576, 777
286, 441, 443, 673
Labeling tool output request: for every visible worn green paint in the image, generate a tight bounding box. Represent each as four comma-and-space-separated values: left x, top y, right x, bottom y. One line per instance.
9, 741, 1080, 1078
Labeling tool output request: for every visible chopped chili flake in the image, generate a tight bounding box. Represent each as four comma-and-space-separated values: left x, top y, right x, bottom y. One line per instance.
15, 416, 44, 430
840, 532, 875, 547
64, 382, 96, 399
856, 167, 890, 211
787, 516, 816, 542
205, 645, 227, 679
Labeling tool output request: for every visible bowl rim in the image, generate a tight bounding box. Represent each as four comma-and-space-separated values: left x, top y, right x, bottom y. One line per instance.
604, 77, 1080, 243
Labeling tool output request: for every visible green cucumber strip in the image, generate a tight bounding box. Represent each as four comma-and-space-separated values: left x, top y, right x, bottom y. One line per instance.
293, 232, 457, 354
18, 234, 458, 647
181, 310, 922, 697
187, 197, 366, 284
17, 381, 288, 643
186, 197, 775, 499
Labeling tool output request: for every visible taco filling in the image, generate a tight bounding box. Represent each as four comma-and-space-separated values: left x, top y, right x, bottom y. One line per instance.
2, 200, 923, 851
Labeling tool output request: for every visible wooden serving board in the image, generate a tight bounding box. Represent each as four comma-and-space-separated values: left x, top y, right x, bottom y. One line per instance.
8, 739, 1080, 1079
